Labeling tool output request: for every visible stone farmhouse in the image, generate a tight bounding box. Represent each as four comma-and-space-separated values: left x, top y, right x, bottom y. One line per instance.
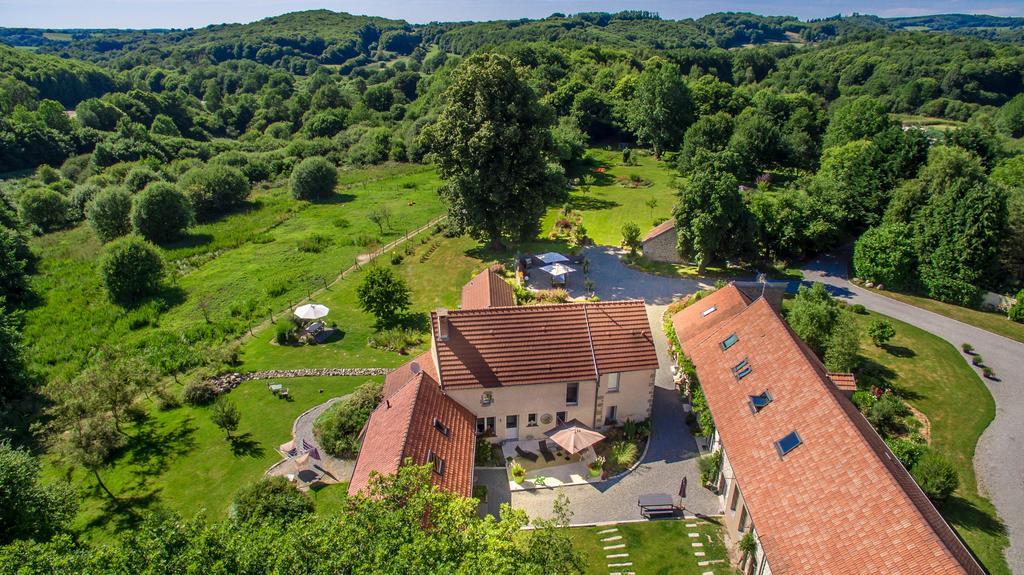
673, 284, 985, 575
349, 269, 659, 496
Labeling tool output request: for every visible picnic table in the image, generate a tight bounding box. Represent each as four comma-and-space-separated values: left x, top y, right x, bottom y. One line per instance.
269, 383, 283, 393
638, 493, 676, 519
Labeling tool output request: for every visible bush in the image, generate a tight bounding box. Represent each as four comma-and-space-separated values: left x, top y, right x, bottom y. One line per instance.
297, 233, 333, 253
87, 187, 133, 242
178, 164, 250, 219
390, 252, 404, 265
313, 381, 384, 458
18, 188, 70, 234
609, 441, 638, 468
885, 437, 928, 469
275, 322, 296, 345
867, 319, 896, 347
961, 343, 974, 354
972, 355, 984, 367
289, 156, 338, 200
231, 476, 313, 524
131, 182, 194, 243
852, 223, 917, 291
183, 380, 217, 406
1009, 289, 1024, 323
123, 166, 161, 193
367, 327, 423, 353
850, 304, 867, 315
98, 235, 165, 304
867, 392, 910, 437
911, 451, 960, 502
68, 183, 101, 220
510, 461, 526, 484
698, 450, 722, 486
621, 221, 641, 254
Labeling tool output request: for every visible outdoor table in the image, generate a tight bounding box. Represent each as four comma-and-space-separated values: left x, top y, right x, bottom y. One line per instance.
638, 493, 676, 518
269, 383, 283, 393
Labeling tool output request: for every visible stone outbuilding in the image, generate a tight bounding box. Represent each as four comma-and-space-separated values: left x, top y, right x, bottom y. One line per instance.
641, 219, 681, 263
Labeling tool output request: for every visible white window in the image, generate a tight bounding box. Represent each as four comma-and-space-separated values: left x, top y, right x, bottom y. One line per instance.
702, 305, 717, 317
607, 372, 620, 393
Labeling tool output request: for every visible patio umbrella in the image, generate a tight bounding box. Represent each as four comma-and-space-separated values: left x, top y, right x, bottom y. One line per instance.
294, 303, 329, 320
538, 262, 576, 276
535, 252, 569, 264
546, 419, 605, 454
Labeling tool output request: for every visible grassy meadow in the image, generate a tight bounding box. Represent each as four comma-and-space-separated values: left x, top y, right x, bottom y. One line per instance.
569, 519, 736, 575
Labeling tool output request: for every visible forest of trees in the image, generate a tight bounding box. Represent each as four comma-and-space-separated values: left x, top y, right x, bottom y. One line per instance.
2, 8, 1024, 569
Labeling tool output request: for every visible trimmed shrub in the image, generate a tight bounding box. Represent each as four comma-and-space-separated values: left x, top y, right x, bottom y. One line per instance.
698, 450, 722, 486
131, 182, 194, 243
275, 322, 296, 345
367, 327, 423, 353
87, 187, 133, 242
231, 477, 313, 524
313, 381, 384, 458
68, 183, 101, 221
911, 451, 960, 501
123, 166, 162, 193
183, 380, 217, 406
852, 223, 917, 291
885, 437, 928, 469
178, 164, 250, 219
289, 156, 338, 200
1009, 289, 1024, 323
868, 319, 896, 347
98, 235, 165, 304
609, 441, 638, 468
18, 188, 70, 234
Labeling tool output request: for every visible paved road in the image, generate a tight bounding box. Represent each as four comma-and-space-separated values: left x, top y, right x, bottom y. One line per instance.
803, 251, 1024, 575
509, 258, 720, 524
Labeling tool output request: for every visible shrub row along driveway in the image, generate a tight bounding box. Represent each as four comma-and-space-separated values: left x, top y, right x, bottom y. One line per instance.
803, 250, 1024, 575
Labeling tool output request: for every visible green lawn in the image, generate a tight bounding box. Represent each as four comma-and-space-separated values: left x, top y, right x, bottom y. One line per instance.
542, 148, 680, 247
23, 163, 444, 382
854, 311, 1009, 575
237, 234, 496, 372
44, 375, 376, 542
865, 287, 1024, 344
569, 519, 737, 575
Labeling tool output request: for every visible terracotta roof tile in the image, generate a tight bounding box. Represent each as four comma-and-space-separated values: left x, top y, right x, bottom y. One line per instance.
671, 284, 751, 348
349, 372, 476, 497
642, 219, 675, 242
432, 301, 658, 389
383, 352, 437, 400
827, 372, 857, 393
676, 293, 982, 575
461, 268, 516, 309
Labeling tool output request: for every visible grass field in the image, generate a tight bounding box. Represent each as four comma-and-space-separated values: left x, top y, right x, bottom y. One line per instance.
853, 311, 1008, 575
43, 375, 377, 542
23, 163, 444, 382
542, 148, 680, 247
865, 287, 1024, 344
569, 519, 737, 575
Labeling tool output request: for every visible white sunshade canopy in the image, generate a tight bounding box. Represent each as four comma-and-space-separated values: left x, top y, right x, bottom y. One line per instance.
538, 262, 576, 276
546, 419, 606, 454
294, 303, 330, 320
535, 252, 569, 264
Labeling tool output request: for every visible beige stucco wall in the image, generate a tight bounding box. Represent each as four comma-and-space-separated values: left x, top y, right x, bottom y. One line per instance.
642, 229, 683, 263
444, 369, 656, 442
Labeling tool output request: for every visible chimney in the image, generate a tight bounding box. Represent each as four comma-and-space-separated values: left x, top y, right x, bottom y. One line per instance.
436, 308, 450, 341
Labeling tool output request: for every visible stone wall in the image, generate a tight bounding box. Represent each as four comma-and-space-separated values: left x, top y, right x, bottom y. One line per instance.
642, 229, 682, 263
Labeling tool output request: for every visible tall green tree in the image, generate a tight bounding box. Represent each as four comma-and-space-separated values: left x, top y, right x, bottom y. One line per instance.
822, 96, 894, 149
0, 442, 77, 544
356, 266, 411, 327
627, 61, 693, 158
785, 283, 838, 355
0, 298, 27, 400
673, 162, 750, 273
420, 53, 562, 249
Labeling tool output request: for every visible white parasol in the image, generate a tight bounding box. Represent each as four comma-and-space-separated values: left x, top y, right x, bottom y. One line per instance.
535, 252, 569, 264
538, 262, 576, 277
294, 303, 330, 320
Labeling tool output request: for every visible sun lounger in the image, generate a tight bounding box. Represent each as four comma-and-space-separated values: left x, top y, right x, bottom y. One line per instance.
538, 440, 556, 463
515, 445, 539, 462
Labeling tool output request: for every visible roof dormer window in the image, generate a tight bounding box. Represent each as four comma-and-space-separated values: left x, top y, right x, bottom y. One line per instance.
749, 390, 772, 413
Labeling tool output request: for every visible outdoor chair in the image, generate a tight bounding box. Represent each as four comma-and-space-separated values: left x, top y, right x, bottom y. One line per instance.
538, 440, 556, 463
515, 445, 539, 462
306, 321, 324, 336
279, 388, 290, 399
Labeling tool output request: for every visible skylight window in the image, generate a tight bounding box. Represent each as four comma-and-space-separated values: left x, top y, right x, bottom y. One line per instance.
749, 390, 772, 413
433, 418, 450, 436
775, 431, 802, 457
720, 333, 739, 350
428, 450, 446, 475
701, 305, 717, 317
735, 365, 753, 380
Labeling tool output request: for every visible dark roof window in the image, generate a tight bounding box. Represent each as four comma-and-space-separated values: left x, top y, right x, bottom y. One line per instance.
749, 390, 772, 413
775, 431, 802, 457
428, 450, 445, 475
733, 358, 752, 380
433, 417, 450, 436
721, 333, 739, 350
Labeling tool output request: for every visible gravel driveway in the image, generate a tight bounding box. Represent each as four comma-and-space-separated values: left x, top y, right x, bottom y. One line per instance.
803, 250, 1024, 574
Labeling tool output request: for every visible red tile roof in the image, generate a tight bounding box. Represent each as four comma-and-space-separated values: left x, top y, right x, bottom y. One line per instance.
383, 351, 437, 400
349, 371, 476, 497
642, 219, 676, 242
431, 300, 658, 389
461, 268, 516, 309
827, 372, 857, 393
675, 285, 983, 575
671, 286, 751, 348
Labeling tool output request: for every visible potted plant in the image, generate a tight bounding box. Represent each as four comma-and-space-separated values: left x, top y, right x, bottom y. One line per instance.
510, 461, 526, 484
588, 455, 605, 478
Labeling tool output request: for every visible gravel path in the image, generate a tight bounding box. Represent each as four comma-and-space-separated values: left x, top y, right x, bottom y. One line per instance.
803, 250, 1024, 574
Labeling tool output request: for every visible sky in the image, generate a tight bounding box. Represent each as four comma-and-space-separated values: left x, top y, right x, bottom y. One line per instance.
1, 0, 1023, 29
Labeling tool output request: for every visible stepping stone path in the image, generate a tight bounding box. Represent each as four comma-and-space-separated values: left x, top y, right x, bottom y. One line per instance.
593, 527, 634, 575
689, 518, 715, 575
